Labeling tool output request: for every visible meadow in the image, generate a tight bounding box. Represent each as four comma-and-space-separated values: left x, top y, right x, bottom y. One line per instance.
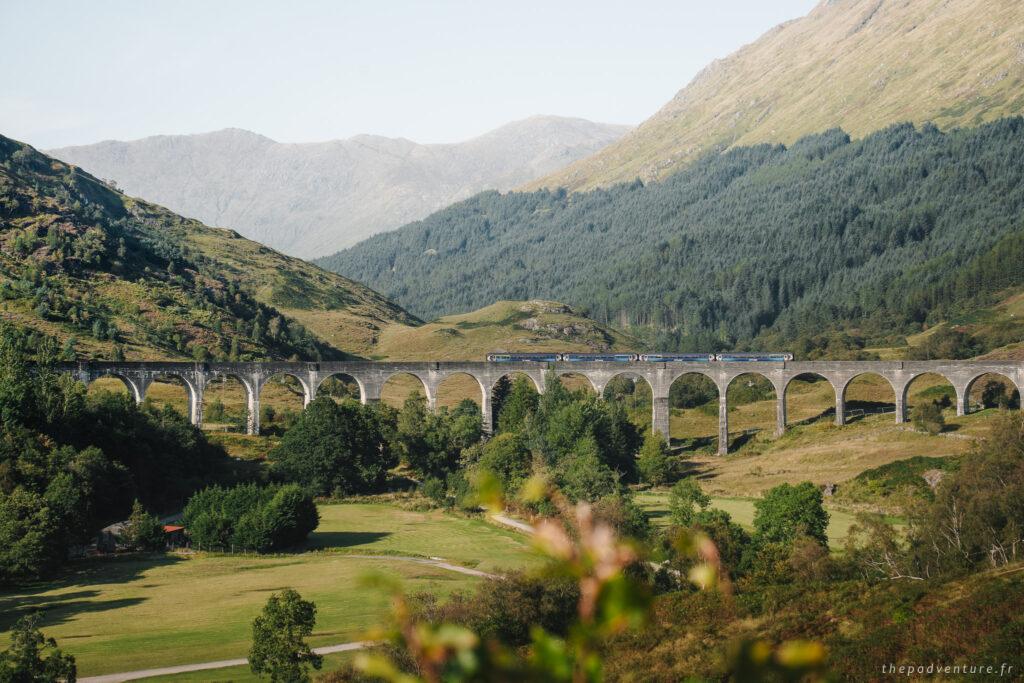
0, 503, 541, 677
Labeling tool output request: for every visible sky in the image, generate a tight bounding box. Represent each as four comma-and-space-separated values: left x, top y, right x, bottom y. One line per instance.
0, 0, 819, 149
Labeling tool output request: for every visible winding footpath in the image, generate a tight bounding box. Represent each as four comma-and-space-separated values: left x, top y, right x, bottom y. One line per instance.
78, 554, 496, 683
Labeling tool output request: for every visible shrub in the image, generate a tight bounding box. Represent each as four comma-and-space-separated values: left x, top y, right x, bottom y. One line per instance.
912, 400, 945, 434
837, 455, 960, 506
753, 482, 829, 547
691, 508, 750, 577
592, 494, 652, 541
668, 478, 710, 526
420, 478, 447, 506
410, 571, 580, 648
183, 483, 319, 552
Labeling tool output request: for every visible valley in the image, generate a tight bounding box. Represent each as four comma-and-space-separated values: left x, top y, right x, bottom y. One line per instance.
3, 0, 1024, 678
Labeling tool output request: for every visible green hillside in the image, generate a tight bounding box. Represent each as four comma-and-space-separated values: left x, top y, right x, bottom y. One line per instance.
364, 299, 640, 360
322, 119, 1024, 356
0, 134, 417, 361
528, 0, 1024, 192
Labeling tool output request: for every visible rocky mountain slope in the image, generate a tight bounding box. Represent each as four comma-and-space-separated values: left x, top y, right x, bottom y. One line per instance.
49, 116, 629, 258
528, 0, 1024, 191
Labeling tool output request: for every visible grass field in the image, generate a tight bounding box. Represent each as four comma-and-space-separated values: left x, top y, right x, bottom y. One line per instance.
0, 503, 540, 677
634, 490, 902, 549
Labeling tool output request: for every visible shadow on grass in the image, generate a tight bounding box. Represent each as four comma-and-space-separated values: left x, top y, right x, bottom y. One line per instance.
645, 509, 670, 523
0, 553, 184, 632
790, 407, 834, 426
728, 430, 759, 451
669, 436, 715, 453
305, 531, 392, 550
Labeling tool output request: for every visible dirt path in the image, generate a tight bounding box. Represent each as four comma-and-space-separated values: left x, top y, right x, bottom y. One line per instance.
80, 642, 369, 683
490, 513, 536, 534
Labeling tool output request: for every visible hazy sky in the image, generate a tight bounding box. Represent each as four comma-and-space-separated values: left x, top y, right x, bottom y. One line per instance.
1, 0, 819, 149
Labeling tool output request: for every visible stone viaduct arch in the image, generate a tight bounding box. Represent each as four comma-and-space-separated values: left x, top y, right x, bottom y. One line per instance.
963, 371, 1021, 413
58, 359, 1024, 452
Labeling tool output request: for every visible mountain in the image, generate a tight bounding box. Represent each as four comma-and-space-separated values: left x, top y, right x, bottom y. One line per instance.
0, 133, 634, 362
321, 119, 1024, 356
527, 0, 1024, 192
0, 133, 417, 361
48, 117, 630, 259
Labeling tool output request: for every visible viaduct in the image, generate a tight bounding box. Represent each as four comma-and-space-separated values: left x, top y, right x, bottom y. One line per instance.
58, 360, 1024, 455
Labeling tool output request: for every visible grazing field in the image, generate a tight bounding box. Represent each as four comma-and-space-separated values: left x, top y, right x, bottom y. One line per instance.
634, 491, 902, 549
0, 504, 540, 678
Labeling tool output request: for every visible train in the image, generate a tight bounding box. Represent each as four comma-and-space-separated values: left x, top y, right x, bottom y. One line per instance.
639, 353, 715, 362
714, 352, 794, 362
486, 352, 793, 362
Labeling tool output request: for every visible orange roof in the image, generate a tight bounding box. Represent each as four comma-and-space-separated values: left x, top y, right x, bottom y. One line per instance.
163, 525, 184, 532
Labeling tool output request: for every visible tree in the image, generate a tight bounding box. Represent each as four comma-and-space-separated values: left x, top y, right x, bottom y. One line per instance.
753, 482, 829, 547
912, 400, 945, 434
691, 508, 750, 577
0, 489, 63, 583
980, 380, 1011, 409
636, 430, 670, 485
910, 412, 1024, 573
121, 499, 165, 552
0, 613, 76, 682
270, 397, 394, 496
263, 485, 320, 549
555, 437, 618, 503
393, 394, 480, 481
668, 478, 710, 527
476, 432, 532, 495
250, 589, 322, 682
496, 376, 538, 433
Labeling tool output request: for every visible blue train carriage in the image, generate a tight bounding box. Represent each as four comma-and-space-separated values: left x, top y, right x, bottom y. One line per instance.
486, 352, 561, 362
560, 353, 638, 362
638, 353, 715, 362
714, 352, 794, 362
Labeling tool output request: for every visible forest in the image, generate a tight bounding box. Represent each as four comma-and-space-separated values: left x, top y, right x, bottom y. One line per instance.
322, 118, 1024, 354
